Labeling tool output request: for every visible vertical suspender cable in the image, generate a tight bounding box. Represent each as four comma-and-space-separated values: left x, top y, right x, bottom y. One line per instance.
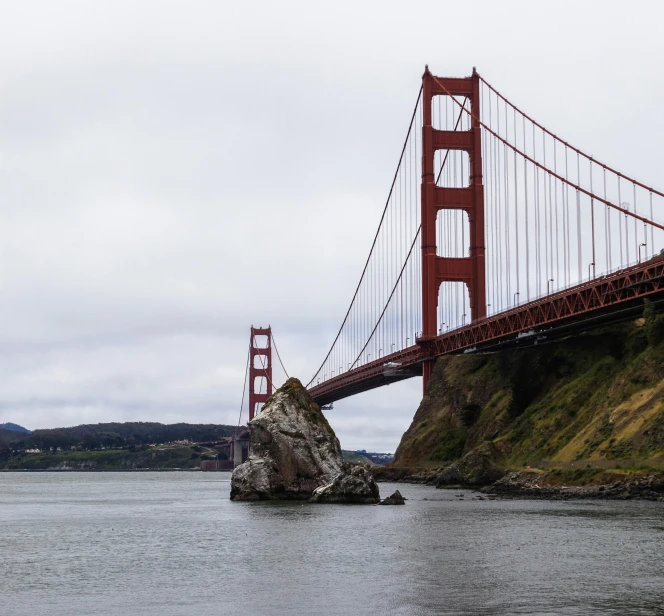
576, 152, 582, 281
565, 145, 570, 287
604, 168, 610, 271
650, 192, 655, 258
504, 98, 511, 302
554, 140, 559, 287
590, 158, 596, 279
235, 346, 251, 433
524, 117, 530, 301
633, 184, 638, 263
618, 177, 623, 267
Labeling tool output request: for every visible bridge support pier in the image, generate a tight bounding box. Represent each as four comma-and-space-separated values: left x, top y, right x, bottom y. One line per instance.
419, 66, 486, 394
421, 359, 436, 395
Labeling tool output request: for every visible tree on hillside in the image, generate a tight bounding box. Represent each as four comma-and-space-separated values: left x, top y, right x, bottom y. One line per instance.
644, 299, 664, 346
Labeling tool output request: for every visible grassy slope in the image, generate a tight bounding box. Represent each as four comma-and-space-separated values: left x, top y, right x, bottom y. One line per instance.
394, 317, 664, 471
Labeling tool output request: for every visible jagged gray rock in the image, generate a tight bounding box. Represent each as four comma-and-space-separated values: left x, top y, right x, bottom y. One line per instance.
436, 441, 505, 487
309, 463, 380, 504
230, 378, 344, 501
379, 489, 405, 505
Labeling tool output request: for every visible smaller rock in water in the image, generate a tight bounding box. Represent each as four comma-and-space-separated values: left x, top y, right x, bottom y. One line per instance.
309, 464, 380, 504
436, 441, 505, 488
379, 490, 405, 505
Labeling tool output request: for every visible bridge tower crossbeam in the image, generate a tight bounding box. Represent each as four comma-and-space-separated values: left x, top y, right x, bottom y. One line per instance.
419, 66, 486, 391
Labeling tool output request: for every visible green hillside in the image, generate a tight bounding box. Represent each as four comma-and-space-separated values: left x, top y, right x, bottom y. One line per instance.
0, 422, 235, 451
2, 444, 219, 471
394, 301, 664, 477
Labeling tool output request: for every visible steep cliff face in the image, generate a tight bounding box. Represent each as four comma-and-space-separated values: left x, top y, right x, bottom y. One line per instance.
394, 308, 664, 471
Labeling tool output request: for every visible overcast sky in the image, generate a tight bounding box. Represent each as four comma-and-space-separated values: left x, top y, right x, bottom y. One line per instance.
2, 1, 663, 452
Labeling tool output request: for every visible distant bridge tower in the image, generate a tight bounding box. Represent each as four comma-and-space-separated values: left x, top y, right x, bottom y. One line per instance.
249, 326, 273, 420
419, 66, 486, 391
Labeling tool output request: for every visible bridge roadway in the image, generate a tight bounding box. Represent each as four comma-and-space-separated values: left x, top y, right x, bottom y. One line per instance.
308, 254, 664, 406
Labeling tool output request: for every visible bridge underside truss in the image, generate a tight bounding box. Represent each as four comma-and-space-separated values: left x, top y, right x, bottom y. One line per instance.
309, 254, 664, 406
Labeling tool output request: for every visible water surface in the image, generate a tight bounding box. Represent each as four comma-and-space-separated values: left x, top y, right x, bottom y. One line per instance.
1, 473, 663, 615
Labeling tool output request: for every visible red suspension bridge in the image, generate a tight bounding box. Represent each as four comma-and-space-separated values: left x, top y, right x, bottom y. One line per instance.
244, 67, 664, 418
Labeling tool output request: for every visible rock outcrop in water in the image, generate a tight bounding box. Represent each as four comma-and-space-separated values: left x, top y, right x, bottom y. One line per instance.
230, 378, 379, 503
436, 441, 505, 488
379, 489, 405, 505
309, 463, 380, 504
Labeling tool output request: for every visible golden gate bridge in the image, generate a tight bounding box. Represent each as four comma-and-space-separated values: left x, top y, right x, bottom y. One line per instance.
241, 67, 664, 420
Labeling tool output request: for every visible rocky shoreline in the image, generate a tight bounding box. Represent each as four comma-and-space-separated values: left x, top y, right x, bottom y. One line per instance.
482, 470, 664, 501
374, 465, 664, 501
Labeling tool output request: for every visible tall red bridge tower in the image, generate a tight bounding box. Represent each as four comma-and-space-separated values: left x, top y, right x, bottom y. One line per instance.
419, 66, 486, 390
248, 326, 272, 420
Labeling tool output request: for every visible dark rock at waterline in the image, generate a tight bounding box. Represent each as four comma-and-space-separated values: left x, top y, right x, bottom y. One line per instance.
436, 441, 505, 488
309, 463, 380, 504
484, 470, 664, 501
379, 490, 405, 505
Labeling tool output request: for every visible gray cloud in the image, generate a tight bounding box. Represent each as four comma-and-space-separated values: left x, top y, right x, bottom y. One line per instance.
2, 0, 663, 451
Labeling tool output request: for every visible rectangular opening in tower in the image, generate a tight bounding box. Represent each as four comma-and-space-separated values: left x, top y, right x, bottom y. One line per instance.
253, 376, 267, 395
253, 354, 268, 369
437, 282, 471, 334
436, 209, 470, 258
434, 150, 470, 188
252, 334, 269, 349
431, 95, 472, 132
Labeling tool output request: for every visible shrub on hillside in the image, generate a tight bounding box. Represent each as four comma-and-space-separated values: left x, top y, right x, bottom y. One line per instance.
644, 299, 664, 347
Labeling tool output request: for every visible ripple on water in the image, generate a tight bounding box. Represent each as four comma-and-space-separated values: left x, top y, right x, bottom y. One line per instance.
1, 473, 663, 616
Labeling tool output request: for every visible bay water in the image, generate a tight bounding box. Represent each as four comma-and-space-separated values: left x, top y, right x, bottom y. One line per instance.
1, 472, 663, 615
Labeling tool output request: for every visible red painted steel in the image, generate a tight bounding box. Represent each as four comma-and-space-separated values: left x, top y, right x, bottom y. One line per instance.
249, 326, 272, 420
419, 67, 486, 393
308, 255, 664, 406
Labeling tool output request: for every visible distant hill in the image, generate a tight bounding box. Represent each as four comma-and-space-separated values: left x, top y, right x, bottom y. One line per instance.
342, 450, 375, 465
2, 443, 216, 471
0, 422, 236, 452
0, 423, 31, 434
342, 450, 395, 466
355, 451, 394, 465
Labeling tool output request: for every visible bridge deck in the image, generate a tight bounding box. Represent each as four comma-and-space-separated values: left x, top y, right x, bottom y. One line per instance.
309, 255, 664, 406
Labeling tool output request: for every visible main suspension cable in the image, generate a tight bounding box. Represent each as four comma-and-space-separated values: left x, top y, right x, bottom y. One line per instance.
433, 76, 664, 231
306, 86, 423, 387
479, 76, 664, 200
348, 226, 421, 371
270, 331, 290, 380
235, 346, 250, 433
